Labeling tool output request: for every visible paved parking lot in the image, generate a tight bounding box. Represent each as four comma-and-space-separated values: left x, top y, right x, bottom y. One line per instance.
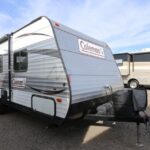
0, 91, 150, 150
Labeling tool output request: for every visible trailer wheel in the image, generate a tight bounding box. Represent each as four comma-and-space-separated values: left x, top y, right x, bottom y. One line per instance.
128, 79, 139, 89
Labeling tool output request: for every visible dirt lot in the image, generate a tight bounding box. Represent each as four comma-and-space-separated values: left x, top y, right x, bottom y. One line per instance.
0, 91, 150, 150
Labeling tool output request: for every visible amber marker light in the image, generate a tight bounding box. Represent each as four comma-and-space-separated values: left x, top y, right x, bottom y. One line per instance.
55, 22, 60, 27
56, 97, 62, 103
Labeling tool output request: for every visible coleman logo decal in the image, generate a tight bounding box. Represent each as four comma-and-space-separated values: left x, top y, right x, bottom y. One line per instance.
12, 78, 26, 88
78, 39, 105, 58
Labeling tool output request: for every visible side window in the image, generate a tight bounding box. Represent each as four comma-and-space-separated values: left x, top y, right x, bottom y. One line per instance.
133, 53, 150, 62
14, 50, 28, 72
114, 54, 131, 66
116, 59, 123, 66
0, 55, 3, 73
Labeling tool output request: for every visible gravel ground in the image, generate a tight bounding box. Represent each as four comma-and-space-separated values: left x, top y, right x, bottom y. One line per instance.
0, 91, 150, 150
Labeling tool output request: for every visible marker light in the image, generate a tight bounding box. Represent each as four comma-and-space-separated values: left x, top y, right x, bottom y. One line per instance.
56, 97, 62, 103
67, 74, 71, 83
55, 22, 60, 27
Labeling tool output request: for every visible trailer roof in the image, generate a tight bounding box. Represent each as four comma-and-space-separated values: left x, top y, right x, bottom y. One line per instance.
50, 19, 107, 47
114, 51, 150, 55
0, 16, 107, 48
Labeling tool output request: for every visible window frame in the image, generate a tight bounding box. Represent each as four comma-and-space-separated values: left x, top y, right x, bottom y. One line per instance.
13, 49, 28, 72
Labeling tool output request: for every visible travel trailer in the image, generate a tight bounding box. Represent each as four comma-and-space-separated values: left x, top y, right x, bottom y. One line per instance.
114, 52, 150, 89
0, 16, 123, 124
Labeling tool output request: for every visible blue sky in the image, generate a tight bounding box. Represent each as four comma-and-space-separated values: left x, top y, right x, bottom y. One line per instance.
0, 0, 150, 53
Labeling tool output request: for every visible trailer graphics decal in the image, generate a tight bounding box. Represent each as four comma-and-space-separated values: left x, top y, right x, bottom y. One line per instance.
78, 39, 105, 58
12, 78, 26, 88
28, 85, 66, 95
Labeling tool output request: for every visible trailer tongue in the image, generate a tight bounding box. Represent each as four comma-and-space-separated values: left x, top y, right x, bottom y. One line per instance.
85, 88, 149, 147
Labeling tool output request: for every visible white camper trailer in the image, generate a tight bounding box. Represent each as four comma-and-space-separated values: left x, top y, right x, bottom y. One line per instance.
114, 52, 150, 89
0, 16, 123, 124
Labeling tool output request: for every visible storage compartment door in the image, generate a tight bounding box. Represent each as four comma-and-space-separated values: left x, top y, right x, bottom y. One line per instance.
32, 95, 56, 116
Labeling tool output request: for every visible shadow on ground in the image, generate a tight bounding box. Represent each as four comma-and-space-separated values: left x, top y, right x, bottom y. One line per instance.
0, 111, 150, 150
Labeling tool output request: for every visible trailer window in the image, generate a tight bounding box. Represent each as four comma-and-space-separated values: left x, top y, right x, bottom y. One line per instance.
0, 56, 3, 72
116, 59, 123, 66
14, 50, 28, 72
133, 53, 150, 62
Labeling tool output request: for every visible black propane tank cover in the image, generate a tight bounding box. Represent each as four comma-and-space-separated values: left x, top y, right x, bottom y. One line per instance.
132, 89, 147, 112
112, 88, 136, 118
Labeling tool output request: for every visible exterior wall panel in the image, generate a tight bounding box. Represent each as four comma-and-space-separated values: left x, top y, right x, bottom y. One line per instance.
54, 27, 123, 104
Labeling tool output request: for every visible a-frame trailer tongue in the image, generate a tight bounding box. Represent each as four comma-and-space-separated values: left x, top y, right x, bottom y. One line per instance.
84, 88, 149, 147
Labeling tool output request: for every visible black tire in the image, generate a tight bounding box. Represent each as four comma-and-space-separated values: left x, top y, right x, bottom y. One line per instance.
128, 79, 139, 89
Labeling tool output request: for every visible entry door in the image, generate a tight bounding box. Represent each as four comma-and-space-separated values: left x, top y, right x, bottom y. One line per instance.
0, 35, 12, 101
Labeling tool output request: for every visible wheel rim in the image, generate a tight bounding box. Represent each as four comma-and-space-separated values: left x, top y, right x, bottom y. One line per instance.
130, 81, 138, 89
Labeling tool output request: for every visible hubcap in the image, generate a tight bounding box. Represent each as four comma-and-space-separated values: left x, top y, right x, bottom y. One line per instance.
130, 81, 137, 89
